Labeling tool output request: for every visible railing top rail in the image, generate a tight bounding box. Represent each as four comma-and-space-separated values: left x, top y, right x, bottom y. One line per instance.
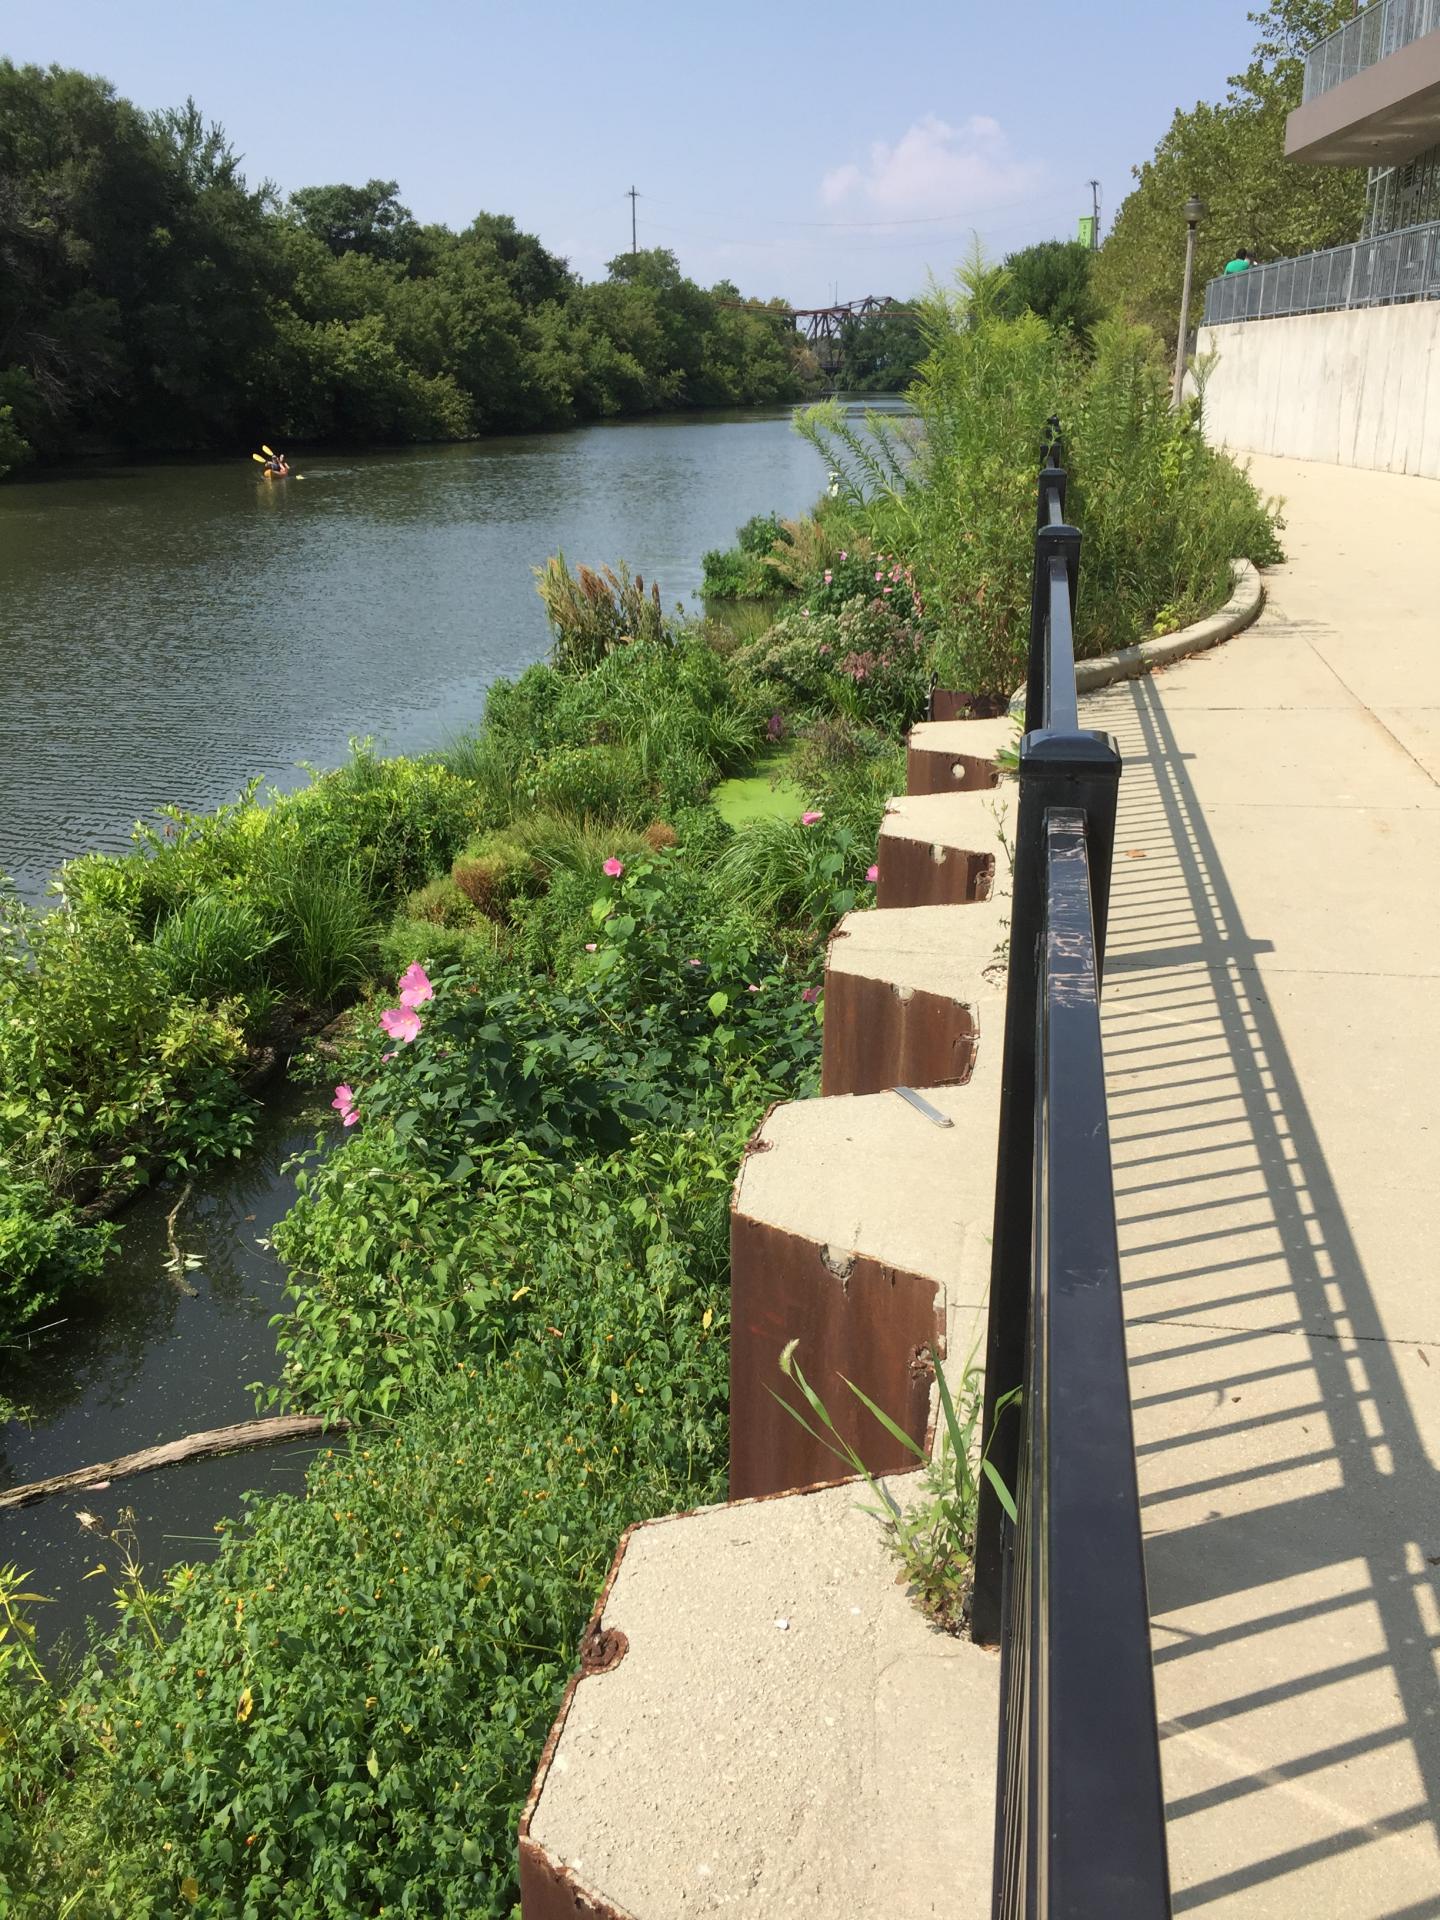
1034, 810, 1170, 1913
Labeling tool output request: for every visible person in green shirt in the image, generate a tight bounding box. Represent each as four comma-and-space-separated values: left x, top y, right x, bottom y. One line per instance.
1223, 249, 1255, 273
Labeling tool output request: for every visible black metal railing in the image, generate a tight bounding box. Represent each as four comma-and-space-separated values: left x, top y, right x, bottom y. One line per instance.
974, 422, 1171, 1917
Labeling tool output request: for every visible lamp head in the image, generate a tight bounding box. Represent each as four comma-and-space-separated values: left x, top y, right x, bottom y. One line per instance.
1184, 196, 1207, 228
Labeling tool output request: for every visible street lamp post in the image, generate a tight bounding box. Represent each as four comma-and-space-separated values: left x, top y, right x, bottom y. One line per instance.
1172, 196, 1207, 409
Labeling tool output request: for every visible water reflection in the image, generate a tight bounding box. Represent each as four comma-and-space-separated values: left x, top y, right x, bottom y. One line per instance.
0, 1087, 327, 1648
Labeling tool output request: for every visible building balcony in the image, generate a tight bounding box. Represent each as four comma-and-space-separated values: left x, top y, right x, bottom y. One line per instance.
1289, 1, 1440, 165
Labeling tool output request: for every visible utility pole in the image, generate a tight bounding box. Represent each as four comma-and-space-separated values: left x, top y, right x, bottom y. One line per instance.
627, 185, 638, 257
1088, 179, 1101, 249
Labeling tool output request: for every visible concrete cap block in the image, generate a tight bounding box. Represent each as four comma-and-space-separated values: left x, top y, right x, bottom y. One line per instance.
906, 718, 1017, 797
519, 1476, 999, 1919
826, 902, 1006, 998
734, 1076, 1000, 1305
821, 905, 1008, 1098
875, 790, 1012, 908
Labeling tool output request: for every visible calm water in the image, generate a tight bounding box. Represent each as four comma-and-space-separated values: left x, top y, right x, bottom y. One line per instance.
0, 403, 844, 1644
0, 405, 837, 897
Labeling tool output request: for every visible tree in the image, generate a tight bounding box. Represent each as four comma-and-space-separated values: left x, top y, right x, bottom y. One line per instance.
1095, 0, 1364, 346
287, 179, 416, 262
1000, 240, 1102, 341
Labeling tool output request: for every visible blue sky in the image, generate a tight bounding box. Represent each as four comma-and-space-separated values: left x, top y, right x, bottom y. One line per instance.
6, 0, 1261, 304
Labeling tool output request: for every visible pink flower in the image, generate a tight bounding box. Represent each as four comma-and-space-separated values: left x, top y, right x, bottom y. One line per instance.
381, 1051, 396, 1063
800, 609, 809, 618
883, 586, 893, 595
875, 570, 884, 581
866, 864, 879, 883
380, 1006, 423, 1044
398, 962, 433, 1009
747, 984, 760, 993
331, 1084, 357, 1124
687, 957, 702, 967
823, 570, 832, 584
602, 857, 625, 879
584, 942, 597, 952
801, 810, 823, 826
839, 550, 848, 561
801, 986, 819, 1004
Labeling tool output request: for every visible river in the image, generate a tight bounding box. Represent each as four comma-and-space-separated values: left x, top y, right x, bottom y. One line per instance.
0, 402, 850, 1650
0, 404, 843, 899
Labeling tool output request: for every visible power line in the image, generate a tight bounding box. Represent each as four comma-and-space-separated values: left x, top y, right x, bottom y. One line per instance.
627, 184, 638, 256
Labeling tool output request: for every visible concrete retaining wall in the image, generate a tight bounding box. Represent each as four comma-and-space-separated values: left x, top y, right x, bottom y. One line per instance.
1198, 302, 1440, 477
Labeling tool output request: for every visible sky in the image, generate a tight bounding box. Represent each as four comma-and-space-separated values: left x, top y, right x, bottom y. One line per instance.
5, 0, 1263, 306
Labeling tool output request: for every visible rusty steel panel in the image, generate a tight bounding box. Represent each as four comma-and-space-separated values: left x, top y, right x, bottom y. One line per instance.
906, 740, 1003, 798
875, 834, 995, 910
821, 971, 977, 1097
729, 1211, 942, 1500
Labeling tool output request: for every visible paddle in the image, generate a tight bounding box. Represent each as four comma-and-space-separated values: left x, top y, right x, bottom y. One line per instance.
251, 450, 305, 480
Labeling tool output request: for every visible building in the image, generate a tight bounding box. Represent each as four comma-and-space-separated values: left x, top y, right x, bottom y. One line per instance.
1198, 0, 1440, 475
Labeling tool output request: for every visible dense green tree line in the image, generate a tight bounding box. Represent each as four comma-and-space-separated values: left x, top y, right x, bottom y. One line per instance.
1096, 0, 1366, 346
0, 62, 813, 476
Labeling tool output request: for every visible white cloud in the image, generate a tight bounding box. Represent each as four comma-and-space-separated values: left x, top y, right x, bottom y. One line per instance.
820, 114, 1041, 220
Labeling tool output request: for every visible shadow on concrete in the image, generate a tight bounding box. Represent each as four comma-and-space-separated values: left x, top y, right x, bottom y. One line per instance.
1088, 672, 1439, 1916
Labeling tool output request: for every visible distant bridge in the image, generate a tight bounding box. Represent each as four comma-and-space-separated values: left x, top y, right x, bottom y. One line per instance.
720, 295, 920, 371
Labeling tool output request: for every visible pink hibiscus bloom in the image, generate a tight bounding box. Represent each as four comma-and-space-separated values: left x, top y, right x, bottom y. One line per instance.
331, 1084, 359, 1127
866, 864, 879, 883
398, 962, 433, 1009
380, 1006, 423, 1044
602, 857, 625, 879
801, 810, 823, 826
801, 986, 819, 1004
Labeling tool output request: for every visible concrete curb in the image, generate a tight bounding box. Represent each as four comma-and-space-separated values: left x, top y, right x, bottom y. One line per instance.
1006, 559, 1265, 715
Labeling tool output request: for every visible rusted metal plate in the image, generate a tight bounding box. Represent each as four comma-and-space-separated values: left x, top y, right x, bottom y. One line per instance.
729, 1211, 942, 1500
906, 740, 1003, 797
820, 972, 977, 1097
875, 834, 995, 910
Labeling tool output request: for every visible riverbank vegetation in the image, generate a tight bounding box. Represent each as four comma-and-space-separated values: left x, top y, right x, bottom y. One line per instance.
0, 267, 1282, 1915
704, 266, 1281, 693
0, 62, 813, 477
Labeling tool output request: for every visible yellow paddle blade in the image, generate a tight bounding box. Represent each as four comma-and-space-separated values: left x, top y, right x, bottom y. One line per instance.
252, 452, 267, 462
261, 444, 277, 458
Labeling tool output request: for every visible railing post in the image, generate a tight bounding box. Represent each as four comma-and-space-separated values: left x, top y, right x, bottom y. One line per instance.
973, 729, 1122, 1648
1024, 520, 1080, 736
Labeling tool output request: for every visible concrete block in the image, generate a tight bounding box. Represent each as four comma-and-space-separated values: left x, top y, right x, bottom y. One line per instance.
518, 1476, 999, 1920
905, 717, 1014, 797
729, 1074, 999, 1500
820, 903, 1005, 1097
874, 789, 1012, 910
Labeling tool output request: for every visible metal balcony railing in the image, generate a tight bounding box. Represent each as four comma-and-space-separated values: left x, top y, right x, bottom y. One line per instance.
974, 424, 1171, 1917
1303, 0, 1440, 102
1202, 218, 1440, 324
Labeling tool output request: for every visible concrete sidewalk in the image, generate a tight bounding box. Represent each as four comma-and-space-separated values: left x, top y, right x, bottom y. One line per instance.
1084, 456, 1440, 1917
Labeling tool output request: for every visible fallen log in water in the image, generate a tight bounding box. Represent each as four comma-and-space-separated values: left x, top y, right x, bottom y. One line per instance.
0, 1415, 350, 1512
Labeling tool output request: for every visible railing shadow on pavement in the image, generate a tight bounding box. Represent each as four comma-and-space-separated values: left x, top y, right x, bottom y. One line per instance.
1083, 668, 1440, 1916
